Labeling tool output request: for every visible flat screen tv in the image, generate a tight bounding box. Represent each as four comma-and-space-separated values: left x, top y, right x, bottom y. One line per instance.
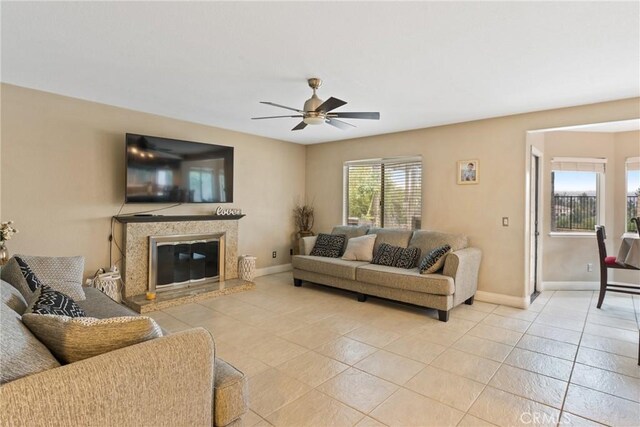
125, 133, 234, 203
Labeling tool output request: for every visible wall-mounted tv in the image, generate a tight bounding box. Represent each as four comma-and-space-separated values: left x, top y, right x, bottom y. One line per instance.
125, 133, 234, 203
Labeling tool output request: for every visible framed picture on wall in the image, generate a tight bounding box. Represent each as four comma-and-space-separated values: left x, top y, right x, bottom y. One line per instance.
457, 160, 479, 184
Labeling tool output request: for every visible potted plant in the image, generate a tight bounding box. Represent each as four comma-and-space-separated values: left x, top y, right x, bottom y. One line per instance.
293, 204, 315, 238
0, 220, 18, 266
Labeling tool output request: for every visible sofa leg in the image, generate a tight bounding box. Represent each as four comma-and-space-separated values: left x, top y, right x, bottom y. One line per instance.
357, 294, 367, 302
293, 278, 302, 287
438, 310, 450, 322
464, 296, 475, 305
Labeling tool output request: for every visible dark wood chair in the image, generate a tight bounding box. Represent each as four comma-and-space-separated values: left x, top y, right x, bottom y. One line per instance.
595, 225, 640, 309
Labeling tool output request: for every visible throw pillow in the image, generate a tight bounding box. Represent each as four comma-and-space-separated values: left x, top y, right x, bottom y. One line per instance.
394, 246, 421, 269
26, 285, 86, 318
341, 234, 377, 261
22, 314, 163, 364
310, 233, 346, 258
1, 279, 28, 315
419, 244, 451, 274
17, 254, 86, 301
1, 257, 43, 301
371, 243, 404, 267
301, 235, 318, 255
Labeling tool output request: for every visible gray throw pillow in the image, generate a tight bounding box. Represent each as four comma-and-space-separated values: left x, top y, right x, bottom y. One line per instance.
419, 244, 451, 274
2, 255, 86, 301
22, 313, 163, 364
1, 279, 28, 315
0, 303, 60, 384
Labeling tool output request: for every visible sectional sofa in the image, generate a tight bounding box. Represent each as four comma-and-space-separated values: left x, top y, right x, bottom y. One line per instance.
292, 226, 482, 321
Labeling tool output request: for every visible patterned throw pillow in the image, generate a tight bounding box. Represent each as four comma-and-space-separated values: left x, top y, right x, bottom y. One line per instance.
310, 233, 347, 258
26, 285, 86, 318
419, 244, 451, 274
372, 243, 404, 266
17, 254, 86, 301
22, 314, 163, 364
394, 246, 421, 269
14, 256, 44, 293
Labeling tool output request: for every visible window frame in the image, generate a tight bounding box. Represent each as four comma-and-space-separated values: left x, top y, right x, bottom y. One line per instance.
625, 157, 640, 235
549, 157, 606, 237
343, 156, 422, 229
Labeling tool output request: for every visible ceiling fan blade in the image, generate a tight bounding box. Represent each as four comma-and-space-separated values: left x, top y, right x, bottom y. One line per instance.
329, 112, 380, 120
252, 115, 303, 120
326, 118, 355, 130
260, 101, 302, 113
292, 121, 307, 131
315, 97, 347, 113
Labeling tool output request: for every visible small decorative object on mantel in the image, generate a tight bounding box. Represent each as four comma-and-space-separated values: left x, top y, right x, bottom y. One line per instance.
294, 204, 315, 238
457, 160, 479, 185
0, 220, 18, 266
215, 206, 243, 216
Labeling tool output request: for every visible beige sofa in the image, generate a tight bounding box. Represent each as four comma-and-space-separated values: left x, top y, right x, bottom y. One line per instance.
292, 226, 482, 322
0, 281, 248, 427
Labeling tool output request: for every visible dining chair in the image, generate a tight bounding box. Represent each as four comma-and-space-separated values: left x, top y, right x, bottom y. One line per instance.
595, 225, 640, 309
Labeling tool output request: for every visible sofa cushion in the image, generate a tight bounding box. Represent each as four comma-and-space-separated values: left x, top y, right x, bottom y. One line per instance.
77, 287, 139, 318
371, 243, 404, 266
394, 246, 421, 269
409, 230, 468, 255
26, 285, 86, 317
292, 255, 369, 280
1, 279, 27, 314
367, 228, 413, 255
0, 302, 61, 384
341, 234, 377, 261
419, 244, 452, 274
310, 233, 346, 258
22, 313, 163, 364
1, 255, 86, 301
356, 264, 455, 296
214, 358, 248, 427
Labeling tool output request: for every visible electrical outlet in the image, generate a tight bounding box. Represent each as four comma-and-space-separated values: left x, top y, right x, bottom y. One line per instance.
272, 251, 277, 258
587, 263, 593, 272
502, 217, 509, 227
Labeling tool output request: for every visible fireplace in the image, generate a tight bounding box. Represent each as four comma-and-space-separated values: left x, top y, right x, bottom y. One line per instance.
148, 233, 225, 293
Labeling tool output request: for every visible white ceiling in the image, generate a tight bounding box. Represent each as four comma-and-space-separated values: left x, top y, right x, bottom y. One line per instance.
531, 119, 640, 134
2, 1, 639, 145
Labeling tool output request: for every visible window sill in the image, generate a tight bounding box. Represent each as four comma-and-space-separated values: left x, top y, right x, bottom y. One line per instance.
548, 232, 595, 238
622, 232, 639, 239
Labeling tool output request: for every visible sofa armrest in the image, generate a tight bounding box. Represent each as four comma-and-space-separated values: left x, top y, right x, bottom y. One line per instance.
0, 328, 215, 427
443, 247, 482, 306
299, 235, 318, 255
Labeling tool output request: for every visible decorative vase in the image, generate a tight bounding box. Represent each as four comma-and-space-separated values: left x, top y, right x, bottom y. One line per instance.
0, 243, 8, 266
238, 255, 257, 282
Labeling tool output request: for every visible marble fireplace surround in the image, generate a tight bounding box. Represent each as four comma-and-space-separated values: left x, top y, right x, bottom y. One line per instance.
115, 215, 252, 312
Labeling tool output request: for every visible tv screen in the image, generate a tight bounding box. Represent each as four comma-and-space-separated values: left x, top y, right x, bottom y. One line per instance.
125, 134, 234, 203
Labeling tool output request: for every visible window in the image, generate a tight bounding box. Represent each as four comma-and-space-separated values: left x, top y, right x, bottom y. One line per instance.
626, 157, 640, 233
189, 168, 214, 202
344, 157, 422, 229
550, 157, 605, 232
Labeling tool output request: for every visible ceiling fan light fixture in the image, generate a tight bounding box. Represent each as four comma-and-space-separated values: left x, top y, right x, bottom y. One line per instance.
303, 116, 325, 125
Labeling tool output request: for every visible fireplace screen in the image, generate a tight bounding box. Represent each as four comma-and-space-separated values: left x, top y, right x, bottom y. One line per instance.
149, 233, 225, 292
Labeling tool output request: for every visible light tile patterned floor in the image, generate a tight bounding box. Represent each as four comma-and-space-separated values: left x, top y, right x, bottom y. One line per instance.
149, 272, 640, 427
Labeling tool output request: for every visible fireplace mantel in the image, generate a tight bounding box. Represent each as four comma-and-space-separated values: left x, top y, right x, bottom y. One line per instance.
114, 214, 245, 223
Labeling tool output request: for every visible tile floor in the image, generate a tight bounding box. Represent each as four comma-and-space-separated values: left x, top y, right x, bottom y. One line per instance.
149, 272, 640, 427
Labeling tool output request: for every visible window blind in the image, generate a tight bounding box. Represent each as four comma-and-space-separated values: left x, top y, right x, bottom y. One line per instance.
344, 157, 422, 229
551, 157, 606, 173
626, 157, 640, 171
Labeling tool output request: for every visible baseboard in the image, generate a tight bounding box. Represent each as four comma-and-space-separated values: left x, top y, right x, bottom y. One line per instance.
541, 281, 599, 291
475, 291, 530, 309
254, 263, 292, 278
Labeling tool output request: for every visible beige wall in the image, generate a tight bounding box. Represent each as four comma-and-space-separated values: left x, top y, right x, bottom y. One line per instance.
306, 99, 640, 298
0, 84, 306, 278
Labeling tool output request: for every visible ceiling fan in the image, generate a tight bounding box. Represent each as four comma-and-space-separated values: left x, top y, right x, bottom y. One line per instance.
252, 78, 380, 131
